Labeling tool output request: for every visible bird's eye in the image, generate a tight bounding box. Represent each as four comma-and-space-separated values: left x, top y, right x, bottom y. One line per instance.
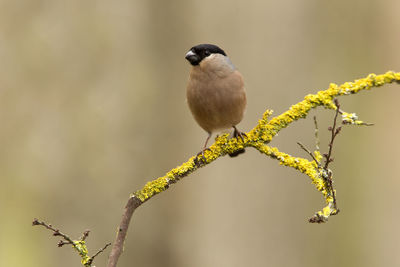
204, 50, 211, 56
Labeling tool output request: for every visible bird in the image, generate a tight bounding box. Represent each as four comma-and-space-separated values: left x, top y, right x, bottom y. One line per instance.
185, 44, 247, 158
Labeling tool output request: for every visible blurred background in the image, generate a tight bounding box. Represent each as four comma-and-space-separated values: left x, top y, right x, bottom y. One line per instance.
0, 0, 399, 266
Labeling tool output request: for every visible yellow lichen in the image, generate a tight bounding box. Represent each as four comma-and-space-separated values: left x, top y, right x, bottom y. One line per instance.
72, 240, 91, 266
313, 151, 322, 163
131, 71, 399, 221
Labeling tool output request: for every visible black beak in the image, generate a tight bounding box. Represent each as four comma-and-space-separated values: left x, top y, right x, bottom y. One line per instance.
185, 50, 200, 66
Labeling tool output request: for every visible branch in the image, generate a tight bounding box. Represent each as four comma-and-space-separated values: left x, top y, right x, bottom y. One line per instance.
32, 218, 110, 266
323, 99, 341, 170
107, 71, 400, 266
297, 141, 320, 167
314, 116, 320, 151
107, 196, 142, 267
300, 99, 343, 223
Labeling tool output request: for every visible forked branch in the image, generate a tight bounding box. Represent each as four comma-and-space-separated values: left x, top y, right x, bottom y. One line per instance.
32, 71, 400, 267
106, 71, 400, 266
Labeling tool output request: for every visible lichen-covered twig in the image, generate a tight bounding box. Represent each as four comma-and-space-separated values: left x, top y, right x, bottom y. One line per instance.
106, 71, 400, 266
32, 218, 110, 266
307, 99, 342, 223
297, 142, 320, 167
314, 116, 320, 151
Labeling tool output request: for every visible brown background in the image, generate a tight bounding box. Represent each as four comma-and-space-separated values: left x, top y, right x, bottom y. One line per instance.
1, 0, 400, 266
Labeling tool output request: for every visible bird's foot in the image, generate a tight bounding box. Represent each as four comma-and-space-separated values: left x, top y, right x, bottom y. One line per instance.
230, 126, 246, 157
233, 126, 247, 142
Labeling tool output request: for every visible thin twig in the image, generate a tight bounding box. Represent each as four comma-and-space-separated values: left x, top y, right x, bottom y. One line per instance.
326, 171, 338, 210
297, 116, 321, 167
323, 99, 342, 170
313, 116, 320, 151
33, 218, 110, 266
321, 99, 342, 212
81, 230, 90, 241
88, 243, 112, 265
32, 218, 74, 246
297, 142, 320, 167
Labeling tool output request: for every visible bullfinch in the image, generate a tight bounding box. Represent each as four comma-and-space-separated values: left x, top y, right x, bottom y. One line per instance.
185, 44, 247, 158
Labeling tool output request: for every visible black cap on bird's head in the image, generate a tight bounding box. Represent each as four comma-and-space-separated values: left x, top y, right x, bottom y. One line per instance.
185, 44, 227, 66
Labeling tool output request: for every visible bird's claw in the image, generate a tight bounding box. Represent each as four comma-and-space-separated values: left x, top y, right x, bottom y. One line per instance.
233, 127, 247, 142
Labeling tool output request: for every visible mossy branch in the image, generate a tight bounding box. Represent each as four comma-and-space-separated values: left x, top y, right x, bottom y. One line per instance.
107, 71, 400, 266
